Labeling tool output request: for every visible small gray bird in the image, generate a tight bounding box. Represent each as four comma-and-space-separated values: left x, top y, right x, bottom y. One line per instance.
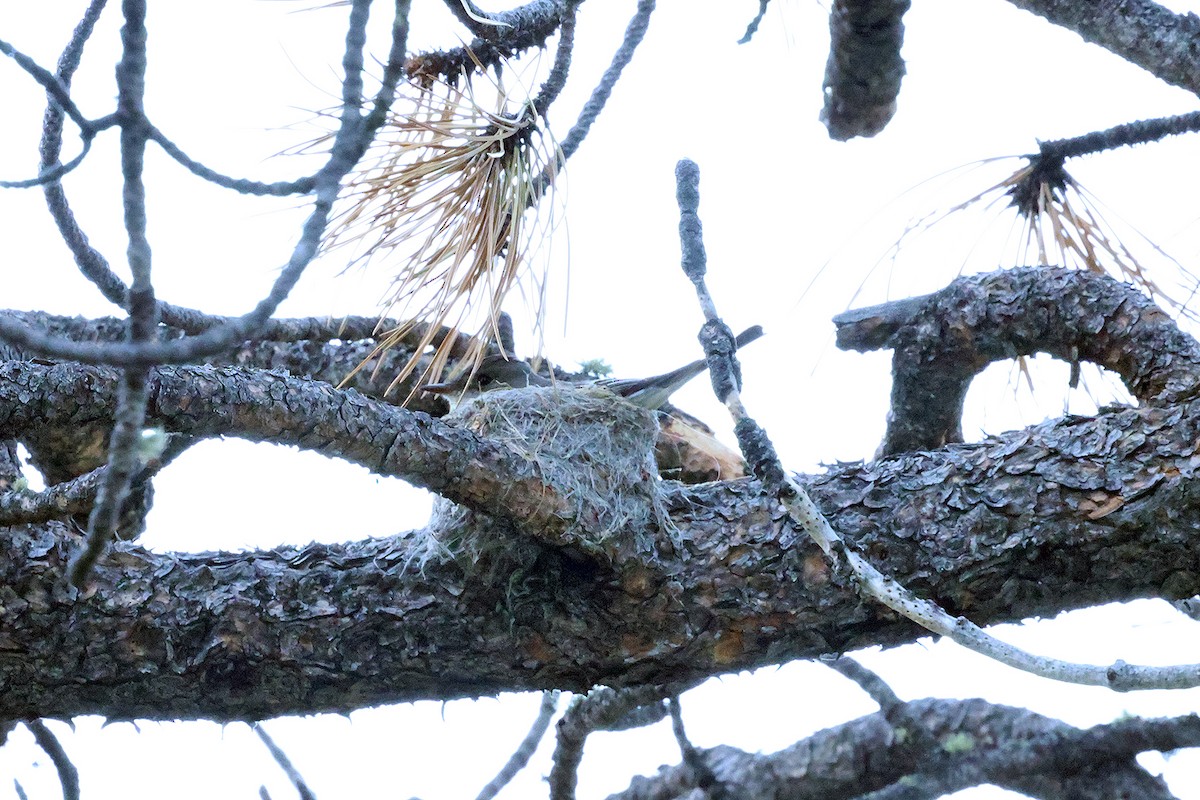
420, 326, 763, 410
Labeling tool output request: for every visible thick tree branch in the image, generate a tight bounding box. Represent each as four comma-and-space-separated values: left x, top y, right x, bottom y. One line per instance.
0, 308, 468, 417
607, 698, 1178, 800
1003, 0, 1200, 96
3, 371, 1200, 718
834, 268, 1200, 455
2, 266, 1199, 717
0, 362, 582, 546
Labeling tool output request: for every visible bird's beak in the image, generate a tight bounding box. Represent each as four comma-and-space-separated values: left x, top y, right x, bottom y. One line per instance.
418, 377, 470, 395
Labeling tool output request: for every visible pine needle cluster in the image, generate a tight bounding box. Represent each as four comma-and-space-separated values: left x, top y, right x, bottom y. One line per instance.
321, 63, 563, 396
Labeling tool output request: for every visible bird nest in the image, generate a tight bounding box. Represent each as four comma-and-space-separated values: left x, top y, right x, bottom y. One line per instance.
415, 385, 674, 581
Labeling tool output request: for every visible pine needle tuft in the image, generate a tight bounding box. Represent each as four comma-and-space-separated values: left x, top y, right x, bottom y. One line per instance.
1001, 153, 1198, 320
322, 64, 562, 397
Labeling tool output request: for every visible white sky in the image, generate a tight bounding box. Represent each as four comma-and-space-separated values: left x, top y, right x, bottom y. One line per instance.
3, 1, 1200, 798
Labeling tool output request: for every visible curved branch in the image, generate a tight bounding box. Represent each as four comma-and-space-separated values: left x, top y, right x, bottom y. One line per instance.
3, 362, 578, 542
556, 0, 656, 161
0, 433, 190, 528
40, 0, 127, 308
833, 268, 1200, 455
146, 126, 316, 196
0, 37, 94, 135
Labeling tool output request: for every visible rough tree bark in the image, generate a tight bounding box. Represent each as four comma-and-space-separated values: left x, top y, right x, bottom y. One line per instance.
3, 270, 1199, 730
7, 0, 1200, 796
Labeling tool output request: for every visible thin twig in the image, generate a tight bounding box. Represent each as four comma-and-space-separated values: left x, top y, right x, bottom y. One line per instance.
826, 656, 902, 711
71, 0, 157, 588
548, 686, 667, 800
39, 0, 126, 307
475, 691, 559, 800
557, 0, 656, 161
254, 723, 317, 800
9, 0, 412, 368
826, 656, 944, 759
147, 125, 316, 196
668, 697, 725, 800
0, 38, 94, 133
26, 721, 80, 800
738, 0, 770, 44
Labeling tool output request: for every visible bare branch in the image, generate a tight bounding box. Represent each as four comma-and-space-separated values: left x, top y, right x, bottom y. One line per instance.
1038, 111, 1200, 161
6, 362, 582, 542
826, 656, 902, 711
556, 0, 656, 161
475, 691, 559, 800
549, 686, 668, 800
668, 697, 726, 800
254, 723, 317, 800
70, 0, 159, 588
530, 0, 581, 117
738, 0, 771, 44
26, 720, 80, 800
4, 376, 1200, 719
608, 699, 1178, 800
146, 125, 316, 196
0, 37, 94, 135
0, 433, 190, 528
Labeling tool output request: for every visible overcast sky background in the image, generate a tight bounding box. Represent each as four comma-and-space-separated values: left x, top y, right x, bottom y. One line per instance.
3, 1, 1200, 798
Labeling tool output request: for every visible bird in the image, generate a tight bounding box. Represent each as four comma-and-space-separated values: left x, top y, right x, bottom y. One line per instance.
420, 325, 763, 410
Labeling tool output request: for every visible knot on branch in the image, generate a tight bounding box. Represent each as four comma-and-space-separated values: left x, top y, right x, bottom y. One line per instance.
833, 268, 1200, 455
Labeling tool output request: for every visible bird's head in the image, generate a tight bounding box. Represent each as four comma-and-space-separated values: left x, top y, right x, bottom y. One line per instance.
419, 355, 551, 400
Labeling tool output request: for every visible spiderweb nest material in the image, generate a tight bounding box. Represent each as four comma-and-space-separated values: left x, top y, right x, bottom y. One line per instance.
415, 386, 673, 583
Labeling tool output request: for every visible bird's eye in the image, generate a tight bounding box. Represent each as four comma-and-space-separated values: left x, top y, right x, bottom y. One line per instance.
478, 374, 495, 387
